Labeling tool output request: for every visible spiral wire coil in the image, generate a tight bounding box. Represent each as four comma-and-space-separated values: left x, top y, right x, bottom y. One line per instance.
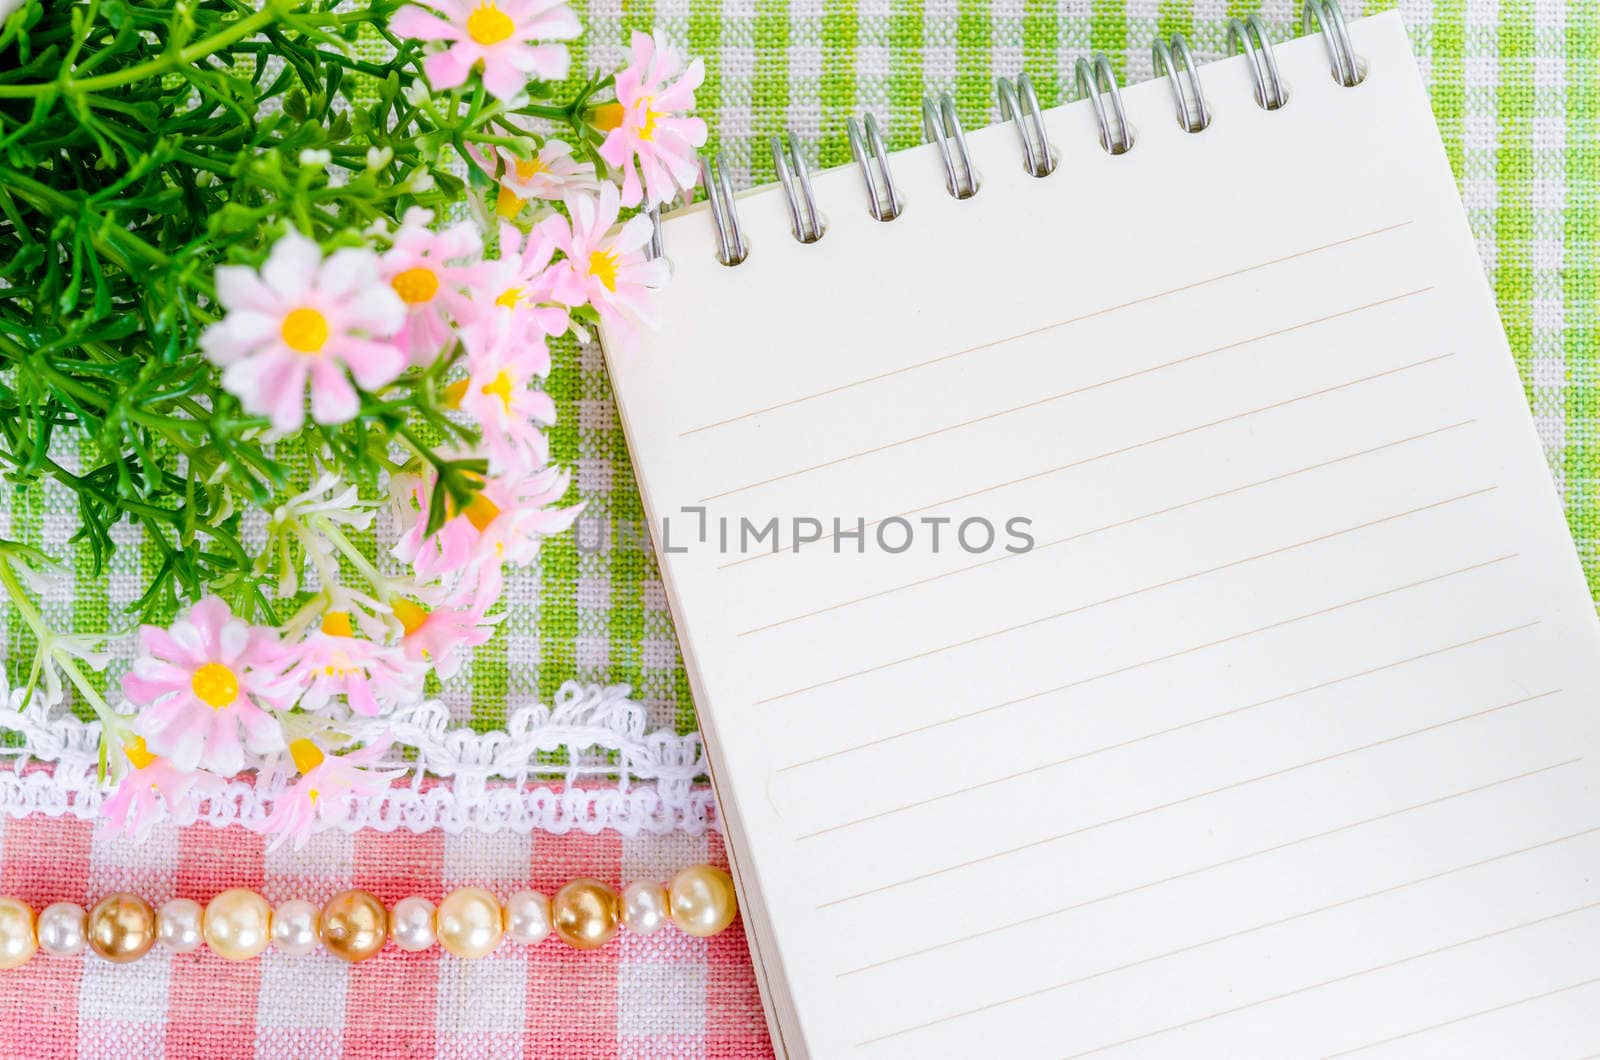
996, 72, 1056, 177
922, 94, 981, 199
1152, 34, 1210, 132
688, 3, 1366, 267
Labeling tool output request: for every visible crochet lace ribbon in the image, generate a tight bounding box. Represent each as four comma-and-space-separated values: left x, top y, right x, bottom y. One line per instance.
0, 680, 717, 836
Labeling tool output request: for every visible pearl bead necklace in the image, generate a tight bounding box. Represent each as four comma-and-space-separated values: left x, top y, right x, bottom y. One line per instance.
0, 864, 737, 968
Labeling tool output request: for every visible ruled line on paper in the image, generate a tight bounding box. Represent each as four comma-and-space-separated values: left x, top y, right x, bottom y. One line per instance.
718, 351, 1459, 572
815, 686, 1560, 910
761, 554, 1518, 721
779, 621, 1538, 776
696, 287, 1435, 504
853, 829, 1600, 1049
738, 419, 1479, 637
792, 556, 1512, 843
834, 757, 1579, 979
753, 508, 1499, 710
1322, 975, 1600, 1059
677, 220, 1416, 438
1055, 899, 1600, 1059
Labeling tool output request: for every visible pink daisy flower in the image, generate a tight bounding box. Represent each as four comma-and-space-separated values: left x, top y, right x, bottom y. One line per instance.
449, 313, 556, 472
393, 463, 579, 593
473, 219, 582, 340
202, 231, 407, 432
392, 594, 498, 681
472, 138, 601, 218
123, 596, 290, 776
276, 612, 424, 718
380, 216, 484, 365
391, 0, 580, 102
550, 185, 669, 353
102, 738, 226, 840
259, 737, 404, 850
596, 29, 708, 207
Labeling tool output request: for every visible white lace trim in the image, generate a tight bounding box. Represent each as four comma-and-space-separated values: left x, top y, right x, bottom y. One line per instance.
0, 682, 718, 836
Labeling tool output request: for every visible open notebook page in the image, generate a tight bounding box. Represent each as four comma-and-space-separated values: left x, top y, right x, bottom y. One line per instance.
602, 14, 1600, 1058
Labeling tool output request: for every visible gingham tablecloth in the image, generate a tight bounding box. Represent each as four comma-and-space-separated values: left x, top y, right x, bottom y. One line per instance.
1, 0, 1594, 1056
0, 810, 771, 1058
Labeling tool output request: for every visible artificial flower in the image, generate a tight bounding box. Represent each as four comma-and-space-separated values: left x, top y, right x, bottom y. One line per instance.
393, 463, 579, 593
449, 312, 556, 472
380, 214, 485, 365
473, 138, 601, 214
472, 219, 582, 340
102, 737, 226, 840
391, 594, 497, 681
596, 29, 708, 207
124, 597, 290, 775
550, 185, 668, 352
259, 737, 404, 850
202, 231, 407, 431
392, 0, 581, 101
276, 612, 424, 717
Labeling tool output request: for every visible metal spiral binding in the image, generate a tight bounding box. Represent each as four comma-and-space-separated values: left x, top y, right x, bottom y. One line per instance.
1304, 0, 1364, 87
644, 206, 664, 261
771, 131, 824, 243
847, 113, 903, 221
922, 94, 980, 199
674, 4, 1368, 263
699, 154, 748, 265
996, 73, 1055, 177
1228, 13, 1288, 110
1152, 34, 1210, 133
1075, 54, 1134, 155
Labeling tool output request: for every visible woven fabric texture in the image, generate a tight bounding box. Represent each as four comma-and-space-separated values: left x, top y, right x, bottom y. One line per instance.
0, 809, 771, 1058
2, 0, 1594, 754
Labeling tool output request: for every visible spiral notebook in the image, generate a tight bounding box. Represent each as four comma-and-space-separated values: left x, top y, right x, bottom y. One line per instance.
600, 11, 1600, 1058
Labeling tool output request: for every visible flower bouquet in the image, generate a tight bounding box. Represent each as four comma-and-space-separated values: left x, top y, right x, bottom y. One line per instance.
0, 0, 706, 845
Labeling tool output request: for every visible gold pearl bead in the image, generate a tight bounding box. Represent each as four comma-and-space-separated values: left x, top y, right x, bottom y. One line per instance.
551, 878, 620, 951
87, 893, 156, 963
0, 898, 37, 970
667, 864, 738, 938
319, 889, 387, 963
203, 888, 272, 961
436, 887, 503, 959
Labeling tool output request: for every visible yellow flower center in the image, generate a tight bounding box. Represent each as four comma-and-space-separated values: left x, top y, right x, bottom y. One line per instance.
588, 249, 619, 292
481, 369, 515, 412
392, 598, 429, 636
466, 3, 515, 45
463, 491, 501, 532
638, 102, 663, 142
589, 101, 624, 132
494, 286, 522, 309
391, 266, 439, 305
280, 307, 330, 353
442, 378, 468, 408
124, 736, 158, 771
321, 611, 354, 637
513, 157, 545, 181
495, 183, 525, 219
289, 737, 325, 775
190, 662, 239, 709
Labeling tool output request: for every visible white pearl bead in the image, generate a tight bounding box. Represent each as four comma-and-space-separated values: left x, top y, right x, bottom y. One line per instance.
389, 896, 436, 952
620, 881, 668, 936
156, 898, 204, 954
271, 900, 320, 956
37, 902, 87, 957
503, 890, 551, 945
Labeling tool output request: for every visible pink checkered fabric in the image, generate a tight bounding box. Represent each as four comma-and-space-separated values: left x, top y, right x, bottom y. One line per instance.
0, 811, 773, 1058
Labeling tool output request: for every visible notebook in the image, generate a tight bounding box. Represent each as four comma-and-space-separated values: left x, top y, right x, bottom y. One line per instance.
599, 11, 1600, 1057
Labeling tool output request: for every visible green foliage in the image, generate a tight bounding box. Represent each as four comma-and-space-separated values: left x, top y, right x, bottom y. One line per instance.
0, 0, 603, 621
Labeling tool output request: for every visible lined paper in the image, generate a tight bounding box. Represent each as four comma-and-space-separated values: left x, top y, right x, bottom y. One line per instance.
602, 15, 1600, 1058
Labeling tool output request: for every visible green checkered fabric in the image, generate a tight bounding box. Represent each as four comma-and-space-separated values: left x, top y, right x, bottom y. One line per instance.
6, 0, 1595, 746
